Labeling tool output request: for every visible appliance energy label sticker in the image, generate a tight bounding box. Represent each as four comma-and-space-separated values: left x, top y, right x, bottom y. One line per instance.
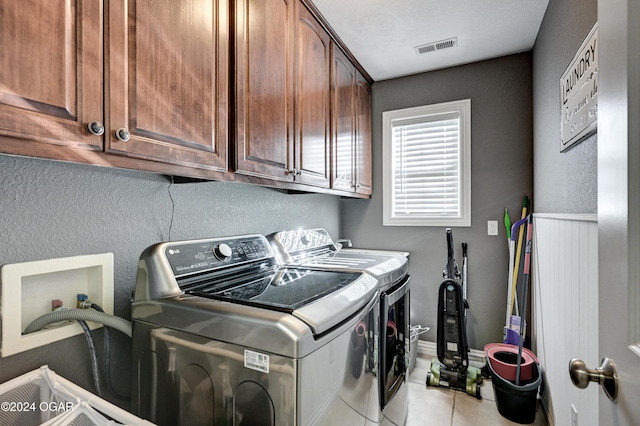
244, 349, 270, 374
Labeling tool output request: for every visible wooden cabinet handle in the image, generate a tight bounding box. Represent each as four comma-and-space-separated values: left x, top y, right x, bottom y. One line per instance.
115, 128, 130, 142
87, 121, 105, 136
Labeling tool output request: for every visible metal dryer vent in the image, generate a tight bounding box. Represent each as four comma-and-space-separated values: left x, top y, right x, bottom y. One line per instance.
414, 37, 458, 55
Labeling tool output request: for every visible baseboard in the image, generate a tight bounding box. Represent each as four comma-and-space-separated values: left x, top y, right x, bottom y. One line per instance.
539, 393, 554, 426
417, 340, 486, 369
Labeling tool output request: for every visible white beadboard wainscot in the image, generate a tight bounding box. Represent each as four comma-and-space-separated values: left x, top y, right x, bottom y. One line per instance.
532, 214, 598, 426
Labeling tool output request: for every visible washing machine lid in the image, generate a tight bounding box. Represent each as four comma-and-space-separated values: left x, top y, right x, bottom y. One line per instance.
268, 228, 409, 288
184, 266, 360, 311
176, 267, 377, 336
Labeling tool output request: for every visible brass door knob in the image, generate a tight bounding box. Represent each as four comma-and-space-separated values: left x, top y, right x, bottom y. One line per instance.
569, 357, 618, 400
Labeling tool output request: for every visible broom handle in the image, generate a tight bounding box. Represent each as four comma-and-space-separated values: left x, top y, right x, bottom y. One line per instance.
510, 196, 529, 315
505, 218, 527, 338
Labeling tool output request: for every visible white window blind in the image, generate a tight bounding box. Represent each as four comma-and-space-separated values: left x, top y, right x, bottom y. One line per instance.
383, 100, 471, 226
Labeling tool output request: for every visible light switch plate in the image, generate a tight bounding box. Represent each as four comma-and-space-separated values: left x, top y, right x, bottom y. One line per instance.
1, 253, 114, 357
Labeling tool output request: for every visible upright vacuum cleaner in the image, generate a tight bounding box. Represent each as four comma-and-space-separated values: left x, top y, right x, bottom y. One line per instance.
426, 228, 482, 398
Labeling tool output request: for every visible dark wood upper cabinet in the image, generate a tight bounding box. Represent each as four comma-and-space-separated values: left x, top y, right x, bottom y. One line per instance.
234, 0, 334, 189
355, 72, 372, 195
331, 45, 356, 192
331, 45, 373, 195
0, 0, 103, 153
106, 0, 229, 171
294, 0, 331, 188
0, 0, 228, 173
234, 0, 295, 182
0, 0, 371, 197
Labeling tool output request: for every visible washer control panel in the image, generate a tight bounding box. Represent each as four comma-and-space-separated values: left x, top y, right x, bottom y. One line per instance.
164, 235, 272, 277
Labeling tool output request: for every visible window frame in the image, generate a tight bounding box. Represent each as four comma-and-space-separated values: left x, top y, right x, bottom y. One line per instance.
382, 99, 471, 227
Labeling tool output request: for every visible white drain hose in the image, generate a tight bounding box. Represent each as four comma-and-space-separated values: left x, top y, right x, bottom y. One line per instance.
410, 325, 430, 342
23, 309, 132, 337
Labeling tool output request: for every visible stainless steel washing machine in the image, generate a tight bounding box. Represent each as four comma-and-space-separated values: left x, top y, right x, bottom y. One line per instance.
131, 234, 380, 426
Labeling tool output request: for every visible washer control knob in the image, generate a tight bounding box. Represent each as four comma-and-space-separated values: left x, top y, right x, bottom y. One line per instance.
213, 243, 232, 261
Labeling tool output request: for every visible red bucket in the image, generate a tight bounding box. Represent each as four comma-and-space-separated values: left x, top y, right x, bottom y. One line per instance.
484, 343, 538, 382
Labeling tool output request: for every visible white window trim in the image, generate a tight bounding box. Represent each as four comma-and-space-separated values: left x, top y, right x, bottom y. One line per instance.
382, 99, 471, 227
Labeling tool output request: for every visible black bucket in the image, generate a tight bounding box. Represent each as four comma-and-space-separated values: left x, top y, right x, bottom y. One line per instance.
487, 355, 542, 424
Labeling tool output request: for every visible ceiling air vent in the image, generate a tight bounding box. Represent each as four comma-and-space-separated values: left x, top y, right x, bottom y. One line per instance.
414, 37, 458, 55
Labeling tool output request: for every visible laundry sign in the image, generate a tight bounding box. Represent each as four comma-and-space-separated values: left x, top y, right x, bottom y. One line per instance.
560, 23, 598, 152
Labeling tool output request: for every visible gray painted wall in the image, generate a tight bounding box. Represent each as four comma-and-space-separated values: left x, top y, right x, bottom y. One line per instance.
340, 54, 534, 349
533, 0, 598, 213
0, 154, 340, 408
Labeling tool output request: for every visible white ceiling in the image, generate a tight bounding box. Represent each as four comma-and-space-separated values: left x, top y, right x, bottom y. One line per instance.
312, 0, 549, 81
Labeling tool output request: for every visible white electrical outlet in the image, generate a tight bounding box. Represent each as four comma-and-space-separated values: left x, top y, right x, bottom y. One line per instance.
571, 404, 578, 426
488, 220, 499, 236
1, 253, 114, 357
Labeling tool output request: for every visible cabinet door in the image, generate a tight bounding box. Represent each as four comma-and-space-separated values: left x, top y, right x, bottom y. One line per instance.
355, 72, 372, 195
294, 1, 330, 188
331, 46, 355, 191
0, 0, 103, 152
235, 0, 295, 181
107, 0, 228, 171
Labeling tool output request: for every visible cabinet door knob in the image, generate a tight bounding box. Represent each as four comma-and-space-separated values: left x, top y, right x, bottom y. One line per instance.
115, 128, 131, 142
87, 121, 105, 136
286, 168, 298, 176
569, 357, 618, 400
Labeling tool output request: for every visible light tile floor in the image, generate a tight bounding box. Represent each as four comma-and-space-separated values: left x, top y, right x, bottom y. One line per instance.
407, 356, 548, 426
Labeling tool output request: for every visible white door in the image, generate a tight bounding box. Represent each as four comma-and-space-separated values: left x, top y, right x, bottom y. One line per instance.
586, 0, 640, 424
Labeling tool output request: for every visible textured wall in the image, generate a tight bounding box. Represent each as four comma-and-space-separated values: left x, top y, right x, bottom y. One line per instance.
532, 0, 598, 213
340, 53, 534, 349
0, 154, 340, 409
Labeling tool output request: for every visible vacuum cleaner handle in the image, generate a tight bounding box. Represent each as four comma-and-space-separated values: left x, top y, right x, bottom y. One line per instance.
444, 228, 458, 279
461, 242, 468, 306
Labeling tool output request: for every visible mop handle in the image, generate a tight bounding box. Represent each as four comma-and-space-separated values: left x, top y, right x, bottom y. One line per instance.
523, 220, 533, 275
510, 197, 529, 314
510, 217, 529, 316
504, 217, 528, 337
516, 215, 533, 386
510, 218, 528, 242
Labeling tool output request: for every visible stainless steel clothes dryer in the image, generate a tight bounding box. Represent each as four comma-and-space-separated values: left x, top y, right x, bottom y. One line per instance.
268, 228, 411, 426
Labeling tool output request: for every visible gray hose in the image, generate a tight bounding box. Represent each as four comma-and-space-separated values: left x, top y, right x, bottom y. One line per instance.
23, 309, 132, 337
90, 303, 130, 399
77, 320, 102, 397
